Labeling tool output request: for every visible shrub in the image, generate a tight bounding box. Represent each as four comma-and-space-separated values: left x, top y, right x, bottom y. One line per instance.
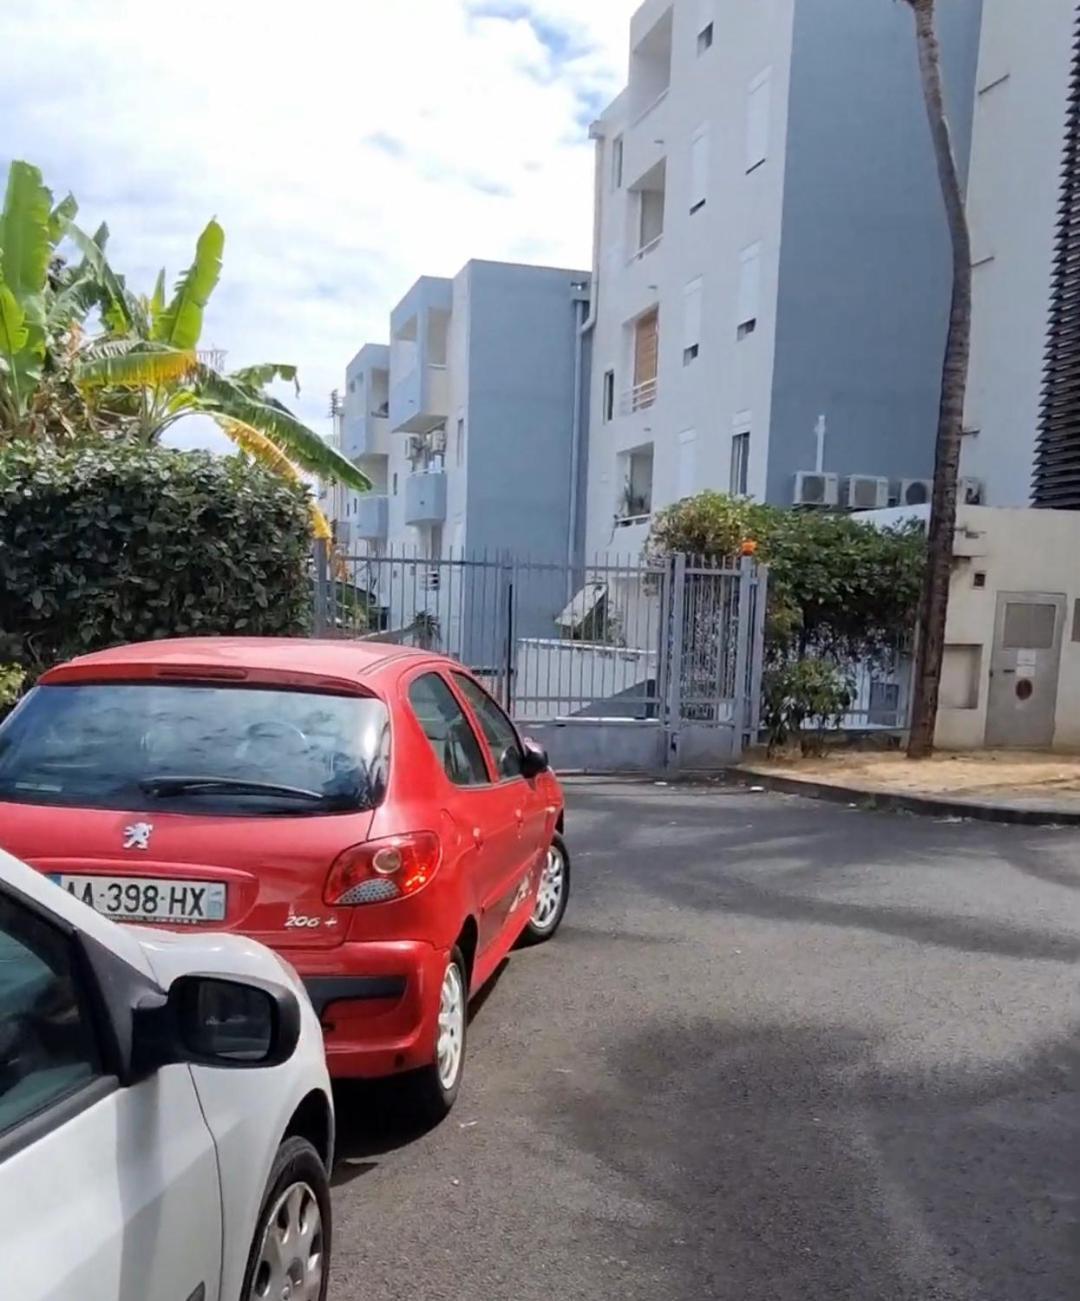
649, 491, 925, 659
0, 442, 313, 679
763, 660, 855, 757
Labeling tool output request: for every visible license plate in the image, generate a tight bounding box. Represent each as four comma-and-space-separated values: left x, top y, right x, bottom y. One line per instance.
49, 875, 227, 924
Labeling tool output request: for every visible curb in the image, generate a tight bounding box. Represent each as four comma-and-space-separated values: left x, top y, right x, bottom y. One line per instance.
722, 767, 1080, 827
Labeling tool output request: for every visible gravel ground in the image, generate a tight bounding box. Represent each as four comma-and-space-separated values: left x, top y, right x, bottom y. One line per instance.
329, 779, 1080, 1301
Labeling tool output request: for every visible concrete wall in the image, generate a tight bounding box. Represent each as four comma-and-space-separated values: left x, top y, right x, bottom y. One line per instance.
935, 506, 1080, 750
465, 260, 587, 564
767, 0, 983, 504
961, 0, 1076, 506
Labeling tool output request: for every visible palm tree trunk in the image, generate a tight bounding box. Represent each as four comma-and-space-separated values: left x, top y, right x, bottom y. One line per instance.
905, 0, 973, 759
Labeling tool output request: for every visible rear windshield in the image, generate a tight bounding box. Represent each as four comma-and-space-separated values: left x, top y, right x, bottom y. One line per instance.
0, 683, 390, 816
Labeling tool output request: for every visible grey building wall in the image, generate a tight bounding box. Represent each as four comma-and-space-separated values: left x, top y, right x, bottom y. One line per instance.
766, 0, 983, 505
464, 261, 588, 564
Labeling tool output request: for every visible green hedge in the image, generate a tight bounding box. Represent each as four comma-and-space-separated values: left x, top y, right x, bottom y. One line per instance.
0, 442, 313, 678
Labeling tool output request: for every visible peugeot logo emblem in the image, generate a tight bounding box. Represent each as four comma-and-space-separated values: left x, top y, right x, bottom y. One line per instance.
123, 822, 153, 851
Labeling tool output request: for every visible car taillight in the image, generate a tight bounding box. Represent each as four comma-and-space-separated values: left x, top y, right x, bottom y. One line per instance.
323, 832, 442, 906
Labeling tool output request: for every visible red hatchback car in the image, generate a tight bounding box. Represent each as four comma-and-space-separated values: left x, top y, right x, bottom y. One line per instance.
0, 638, 569, 1117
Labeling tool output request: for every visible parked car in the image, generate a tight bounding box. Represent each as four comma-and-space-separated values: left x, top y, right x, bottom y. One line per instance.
0, 843, 334, 1301
0, 637, 569, 1118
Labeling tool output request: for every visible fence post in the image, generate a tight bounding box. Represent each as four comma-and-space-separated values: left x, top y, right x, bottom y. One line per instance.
313, 540, 329, 637
748, 563, 769, 741
732, 554, 755, 761
663, 553, 688, 767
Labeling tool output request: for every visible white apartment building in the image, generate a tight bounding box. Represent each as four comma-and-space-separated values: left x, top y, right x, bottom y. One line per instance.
962, 0, 1079, 508
583, 0, 983, 557
330, 261, 589, 563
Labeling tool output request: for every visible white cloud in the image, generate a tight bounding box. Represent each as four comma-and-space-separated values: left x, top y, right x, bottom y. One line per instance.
0, 0, 634, 444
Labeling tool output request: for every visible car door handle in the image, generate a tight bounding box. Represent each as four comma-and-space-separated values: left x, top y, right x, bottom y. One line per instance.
472, 827, 484, 848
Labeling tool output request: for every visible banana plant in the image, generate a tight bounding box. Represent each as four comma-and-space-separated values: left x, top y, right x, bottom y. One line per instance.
0, 161, 54, 432
72, 217, 370, 494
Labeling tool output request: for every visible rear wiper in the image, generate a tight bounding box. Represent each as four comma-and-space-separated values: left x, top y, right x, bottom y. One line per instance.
139, 776, 327, 802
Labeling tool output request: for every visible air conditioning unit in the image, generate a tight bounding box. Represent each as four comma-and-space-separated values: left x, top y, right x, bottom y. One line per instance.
406, 434, 425, 461
844, 475, 890, 510
900, 478, 933, 507
429, 427, 448, 455
960, 477, 984, 505
792, 471, 840, 508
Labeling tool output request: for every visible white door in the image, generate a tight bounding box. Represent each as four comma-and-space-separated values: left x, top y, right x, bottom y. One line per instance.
985, 592, 1066, 749
0, 885, 222, 1301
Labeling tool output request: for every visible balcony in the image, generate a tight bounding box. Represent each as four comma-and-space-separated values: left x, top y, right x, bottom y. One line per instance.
355, 493, 389, 541
404, 470, 447, 525
390, 364, 450, 434
344, 408, 391, 460
620, 379, 658, 414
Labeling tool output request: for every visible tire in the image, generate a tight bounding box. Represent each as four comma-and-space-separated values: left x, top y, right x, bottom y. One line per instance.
518, 833, 571, 947
240, 1135, 331, 1301
408, 946, 468, 1124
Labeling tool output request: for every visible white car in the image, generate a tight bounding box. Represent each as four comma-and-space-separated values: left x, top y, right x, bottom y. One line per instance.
0, 845, 334, 1301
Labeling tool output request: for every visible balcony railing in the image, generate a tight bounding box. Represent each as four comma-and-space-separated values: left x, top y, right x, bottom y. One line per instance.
628, 234, 663, 264
620, 379, 658, 415
630, 85, 669, 129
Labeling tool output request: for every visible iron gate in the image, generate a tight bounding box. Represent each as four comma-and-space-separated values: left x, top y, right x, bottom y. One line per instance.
314, 544, 766, 772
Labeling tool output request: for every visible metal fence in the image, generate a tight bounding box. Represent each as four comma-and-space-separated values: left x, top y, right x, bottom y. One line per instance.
314, 545, 768, 771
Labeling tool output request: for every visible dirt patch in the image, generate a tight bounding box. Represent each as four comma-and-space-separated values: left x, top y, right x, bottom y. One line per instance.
744, 750, 1080, 800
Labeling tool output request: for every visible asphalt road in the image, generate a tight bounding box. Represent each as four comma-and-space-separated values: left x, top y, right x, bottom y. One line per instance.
329, 779, 1080, 1301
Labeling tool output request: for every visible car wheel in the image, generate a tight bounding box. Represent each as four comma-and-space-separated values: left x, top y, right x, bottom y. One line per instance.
518, 833, 571, 946
409, 947, 468, 1124
241, 1136, 331, 1301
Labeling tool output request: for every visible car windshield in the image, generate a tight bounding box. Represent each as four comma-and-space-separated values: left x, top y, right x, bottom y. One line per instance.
0, 682, 390, 816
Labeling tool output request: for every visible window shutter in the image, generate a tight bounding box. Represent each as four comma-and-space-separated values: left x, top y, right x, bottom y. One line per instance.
737, 245, 761, 327
683, 278, 703, 354
634, 310, 659, 386
689, 126, 709, 211
678, 429, 698, 499
746, 69, 771, 171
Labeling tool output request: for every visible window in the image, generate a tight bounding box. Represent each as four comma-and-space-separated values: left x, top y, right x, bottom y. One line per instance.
618, 444, 654, 519
348, 379, 356, 394
697, 22, 713, 54
407, 674, 489, 786
602, 369, 615, 423
393, 472, 398, 496
683, 277, 703, 366
730, 430, 750, 496
1002, 602, 1056, 650
1073, 599, 1080, 642
632, 309, 659, 409
689, 126, 709, 214
454, 675, 523, 780
678, 429, 698, 499
0, 684, 390, 814
737, 243, 761, 337
611, 135, 624, 190
0, 892, 100, 1137
456, 417, 465, 470
746, 69, 771, 172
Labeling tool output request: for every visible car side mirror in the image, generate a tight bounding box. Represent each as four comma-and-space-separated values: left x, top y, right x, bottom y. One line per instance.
133, 974, 301, 1075
520, 739, 550, 779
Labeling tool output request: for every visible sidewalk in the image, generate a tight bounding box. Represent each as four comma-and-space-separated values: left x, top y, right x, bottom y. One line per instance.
731, 750, 1080, 825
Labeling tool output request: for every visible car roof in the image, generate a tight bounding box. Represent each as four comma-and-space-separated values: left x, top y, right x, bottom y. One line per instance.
38, 637, 439, 696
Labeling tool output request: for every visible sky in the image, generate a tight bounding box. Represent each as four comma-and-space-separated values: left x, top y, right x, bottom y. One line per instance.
0, 0, 635, 449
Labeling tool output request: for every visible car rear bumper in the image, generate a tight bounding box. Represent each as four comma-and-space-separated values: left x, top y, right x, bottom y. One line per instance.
296, 939, 447, 1079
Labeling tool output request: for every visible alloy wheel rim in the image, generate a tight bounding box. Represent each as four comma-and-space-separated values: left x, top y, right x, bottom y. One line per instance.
436, 961, 465, 1090
531, 845, 564, 931
249, 1180, 323, 1301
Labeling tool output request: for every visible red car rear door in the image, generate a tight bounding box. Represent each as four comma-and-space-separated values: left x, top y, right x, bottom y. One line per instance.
402, 670, 517, 960
450, 673, 549, 939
